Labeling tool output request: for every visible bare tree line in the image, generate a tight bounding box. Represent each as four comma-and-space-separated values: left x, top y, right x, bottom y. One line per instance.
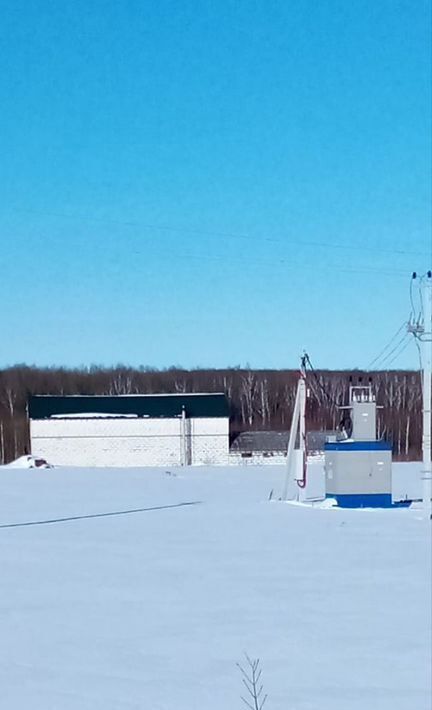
0, 364, 423, 463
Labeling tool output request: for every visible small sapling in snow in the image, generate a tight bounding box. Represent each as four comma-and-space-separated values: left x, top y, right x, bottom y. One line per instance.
236, 654, 268, 710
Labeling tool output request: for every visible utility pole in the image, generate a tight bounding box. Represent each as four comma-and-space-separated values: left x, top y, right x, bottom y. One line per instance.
281, 356, 307, 500
408, 271, 432, 520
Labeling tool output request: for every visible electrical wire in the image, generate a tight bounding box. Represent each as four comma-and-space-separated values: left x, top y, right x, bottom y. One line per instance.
375, 333, 412, 368
14, 227, 410, 280
302, 353, 339, 408
385, 335, 412, 367
12, 207, 429, 258
409, 275, 417, 321
410, 272, 431, 325
114, 246, 409, 280
367, 321, 409, 369
414, 338, 424, 397
418, 277, 425, 322
130, 246, 408, 276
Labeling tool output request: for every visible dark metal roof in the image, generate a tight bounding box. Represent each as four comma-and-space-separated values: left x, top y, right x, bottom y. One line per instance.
230, 430, 334, 453
29, 393, 229, 420
231, 431, 288, 453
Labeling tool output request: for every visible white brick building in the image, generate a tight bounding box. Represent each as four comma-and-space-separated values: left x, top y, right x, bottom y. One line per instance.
29, 394, 229, 467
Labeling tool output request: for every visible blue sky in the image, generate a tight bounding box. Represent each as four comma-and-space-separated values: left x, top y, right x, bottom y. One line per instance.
1, 0, 430, 369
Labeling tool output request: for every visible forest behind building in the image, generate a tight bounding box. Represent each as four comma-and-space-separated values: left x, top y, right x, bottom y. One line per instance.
0, 365, 422, 463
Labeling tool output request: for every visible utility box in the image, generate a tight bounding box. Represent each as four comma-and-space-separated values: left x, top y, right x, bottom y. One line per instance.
352, 401, 376, 440
324, 384, 400, 508
325, 440, 392, 507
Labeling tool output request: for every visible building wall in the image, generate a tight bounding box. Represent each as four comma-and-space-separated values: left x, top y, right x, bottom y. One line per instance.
30, 417, 229, 467
188, 418, 229, 465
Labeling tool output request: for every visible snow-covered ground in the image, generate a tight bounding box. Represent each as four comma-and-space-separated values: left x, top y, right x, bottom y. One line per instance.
0, 465, 430, 710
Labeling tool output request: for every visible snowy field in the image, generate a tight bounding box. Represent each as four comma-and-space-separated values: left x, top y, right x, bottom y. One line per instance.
0, 465, 430, 710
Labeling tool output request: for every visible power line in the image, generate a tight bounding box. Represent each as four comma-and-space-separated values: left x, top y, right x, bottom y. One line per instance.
385, 335, 412, 367
409, 271, 428, 323
303, 353, 339, 407
410, 275, 417, 320
127, 245, 408, 279
366, 274, 432, 368
35, 235, 409, 280
414, 338, 424, 396
418, 279, 425, 320
0, 500, 201, 529
367, 321, 409, 369
12, 207, 429, 257
377, 333, 412, 368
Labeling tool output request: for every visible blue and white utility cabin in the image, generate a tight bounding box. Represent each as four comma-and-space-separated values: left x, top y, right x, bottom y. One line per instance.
324, 383, 403, 508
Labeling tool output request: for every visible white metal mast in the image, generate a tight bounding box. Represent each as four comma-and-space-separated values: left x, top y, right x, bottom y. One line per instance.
281, 357, 307, 500
408, 271, 432, 520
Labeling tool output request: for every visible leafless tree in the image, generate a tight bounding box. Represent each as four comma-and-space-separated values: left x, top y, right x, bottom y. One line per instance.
0, 364, 423, 462
237, 654, 267, 710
